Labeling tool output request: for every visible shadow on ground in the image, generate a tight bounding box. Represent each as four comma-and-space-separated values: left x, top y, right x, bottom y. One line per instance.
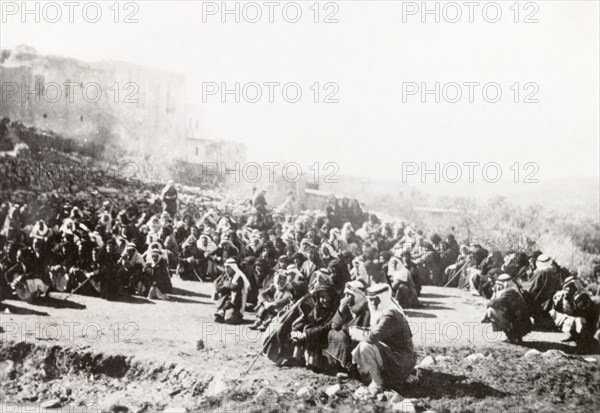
0, 303, 50, 316
403, 368, 509, 399
405, 310, 438, 319
170, 287, 212, 299
32, 297, 86, 310
522, 340, 600, 355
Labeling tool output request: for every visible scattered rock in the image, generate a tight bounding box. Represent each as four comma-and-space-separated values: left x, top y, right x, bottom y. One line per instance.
543, 349, 566, 359
296, 386, 315, 400
325, 384, 341, 397
133, 403, 151, 413
20, 384, 38, 402
0, 360, 15, 381
353, 386, 371, 401
169, 388, 183, 397
417, 355, 435, 367
254, 387, 279, 403
196, 339, 205, 350
465, 353, 485, 362
523, 349, 541, 359
41, 399, 62, 409
434, 355, 451, 363
583, 357, 597, 363
392, 399, 416, 412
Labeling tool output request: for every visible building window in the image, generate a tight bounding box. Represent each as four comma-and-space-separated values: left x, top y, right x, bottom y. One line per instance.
195, 147, 199, 156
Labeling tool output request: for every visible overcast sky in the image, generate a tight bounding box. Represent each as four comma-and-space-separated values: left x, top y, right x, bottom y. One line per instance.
1, 0, 598, 184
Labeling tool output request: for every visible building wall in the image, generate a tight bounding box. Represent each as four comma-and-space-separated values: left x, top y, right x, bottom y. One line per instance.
0, 46, 187, 159
185, 104, 205, 140
186, 138, 247, 167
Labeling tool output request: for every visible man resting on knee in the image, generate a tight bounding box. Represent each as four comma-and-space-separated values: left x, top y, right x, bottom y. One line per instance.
349, 283, 416, 395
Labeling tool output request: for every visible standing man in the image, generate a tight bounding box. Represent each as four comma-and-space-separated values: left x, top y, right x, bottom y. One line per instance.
253, 189, 268, 215
160, 180, 178, 217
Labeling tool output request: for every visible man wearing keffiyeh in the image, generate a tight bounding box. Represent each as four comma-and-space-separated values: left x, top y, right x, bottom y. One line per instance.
324, 280, 370, 376
213, 258, 250, 324
349, 283, 416, 395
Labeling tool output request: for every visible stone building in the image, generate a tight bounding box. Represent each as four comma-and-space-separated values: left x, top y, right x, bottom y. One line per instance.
0, 45, 187, 159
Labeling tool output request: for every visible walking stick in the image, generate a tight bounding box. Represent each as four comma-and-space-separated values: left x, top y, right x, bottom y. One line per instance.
175, 260, 206, 283
63, 274, 95, 301
244, 347, 263, 375
442, 260, 469, 288
244, 332, 272, 375
244, 295, 308, 376
191, 265, 206, 283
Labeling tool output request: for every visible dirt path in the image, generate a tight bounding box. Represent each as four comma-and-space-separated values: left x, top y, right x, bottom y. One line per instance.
1, 280, 598, 412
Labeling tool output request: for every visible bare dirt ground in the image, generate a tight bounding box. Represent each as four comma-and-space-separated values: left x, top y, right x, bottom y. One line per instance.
1, 280, 599, 412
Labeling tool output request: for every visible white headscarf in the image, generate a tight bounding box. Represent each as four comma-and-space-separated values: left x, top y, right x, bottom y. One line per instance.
536, 254, 553, 271
344, 280, 367, 314
367, 283, 405, 326
224, 258, 250, 316
388, 257, 410, 283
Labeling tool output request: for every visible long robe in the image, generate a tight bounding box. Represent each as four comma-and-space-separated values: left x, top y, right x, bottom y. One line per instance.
352, 306, 416, 385
324, 301, 370, 370
485, 287, 532, 341
262, 293, 315, 365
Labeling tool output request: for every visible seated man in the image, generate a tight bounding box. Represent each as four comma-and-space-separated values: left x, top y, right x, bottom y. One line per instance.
117, 243, 145, 295
445, 245, 470, 288
552, 276, 579, 316
213, 258, 250, 324
177, 235, 205, 281
300, 246, 320, 281
262, 281, 315, 367
0, 241, 19, 300
349, 283, 416, 395
144, 248, 172, 300
482, 274, 532, 344
399, 252, 421, 297
291, 279, 338, 371
198, 234, 219, 279
5, 248, 49, 303
85, 240, 120, 300
572, 293, 600, 349
413, 244, 444, 286
324, 280, 370, 376
550, 288, 600, 350
474, 251, 505, 299
388, 256, 420, 308
524, 254, 562, 329
251, 270, 290, 331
